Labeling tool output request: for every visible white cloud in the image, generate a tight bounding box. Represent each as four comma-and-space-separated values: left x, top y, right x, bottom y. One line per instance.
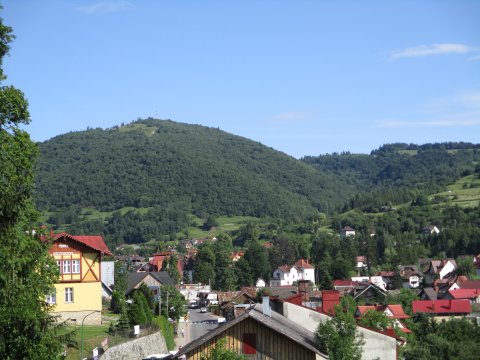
389, 43, 477, 61
377, 91, 480, 128
270, 111, 311, 122
467, 54, 480, 62
75, 1, 134, 14
459, 91, 480, 108
378, 117, 480, 128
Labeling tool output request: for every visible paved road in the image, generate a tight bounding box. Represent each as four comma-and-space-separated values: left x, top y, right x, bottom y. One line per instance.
175, 309, 220, 351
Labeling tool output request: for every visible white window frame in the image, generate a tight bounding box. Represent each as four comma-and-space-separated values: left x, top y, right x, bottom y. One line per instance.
65, 287, 74, 303
46, 291, 56, 304
63, 260, 71, 274
72, 259, 80, 274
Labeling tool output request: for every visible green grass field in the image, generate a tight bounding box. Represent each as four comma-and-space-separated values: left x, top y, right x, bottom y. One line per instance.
66, 323, 110, 360
187, 215, 261, 238
431, 174, 480, 208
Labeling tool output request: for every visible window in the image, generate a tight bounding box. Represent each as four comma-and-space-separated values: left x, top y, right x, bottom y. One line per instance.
56, 260, 61, 271
63, 260, 71, 274
46, 291, 56, 304
72, 259, 80, 274
65, 287, 74, 303
242, 333, 256, 355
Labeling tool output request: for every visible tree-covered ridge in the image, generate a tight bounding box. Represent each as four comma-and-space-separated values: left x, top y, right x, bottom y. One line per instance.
35, 118, 353, 218
302, 142, 480, 211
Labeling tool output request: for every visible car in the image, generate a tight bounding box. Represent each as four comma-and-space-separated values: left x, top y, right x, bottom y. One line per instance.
200, 307, 207, 313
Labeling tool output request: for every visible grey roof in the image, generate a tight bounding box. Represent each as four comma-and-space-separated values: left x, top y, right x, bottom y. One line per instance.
269, 286, 298, 300
173, 303, 327, 359
421, 287, 438, 300
126, 271, 175, 294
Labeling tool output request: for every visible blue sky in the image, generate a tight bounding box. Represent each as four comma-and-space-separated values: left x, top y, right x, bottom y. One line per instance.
2, 0, 479, 158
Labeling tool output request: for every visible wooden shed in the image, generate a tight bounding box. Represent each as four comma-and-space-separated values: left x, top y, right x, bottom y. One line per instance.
173, 303, 327, 360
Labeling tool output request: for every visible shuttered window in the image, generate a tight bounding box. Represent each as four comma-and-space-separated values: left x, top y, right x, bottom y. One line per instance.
242, 333, 256, 355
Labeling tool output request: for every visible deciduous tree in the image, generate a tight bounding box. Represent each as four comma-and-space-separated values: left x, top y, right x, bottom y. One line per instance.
0, 11, 66, 358
315, 302, 364, 360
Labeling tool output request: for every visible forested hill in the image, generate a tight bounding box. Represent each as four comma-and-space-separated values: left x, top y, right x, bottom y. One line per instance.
34, 119, 353, 218
302, 142, 480, 211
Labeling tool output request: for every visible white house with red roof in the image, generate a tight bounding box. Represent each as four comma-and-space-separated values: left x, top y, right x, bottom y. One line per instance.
48, 232, 111, 325
270, 259, 315, 287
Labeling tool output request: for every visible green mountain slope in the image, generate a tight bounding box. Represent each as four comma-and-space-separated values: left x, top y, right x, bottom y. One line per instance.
34, 119, 353, 219
302, 143, 480, 211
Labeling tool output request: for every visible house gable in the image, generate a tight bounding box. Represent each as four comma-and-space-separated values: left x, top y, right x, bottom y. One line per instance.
175, 304, 327, 359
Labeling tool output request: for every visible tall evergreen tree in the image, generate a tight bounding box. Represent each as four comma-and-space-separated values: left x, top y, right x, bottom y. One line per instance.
0, 11, 64, 358
214, 234, 237, 291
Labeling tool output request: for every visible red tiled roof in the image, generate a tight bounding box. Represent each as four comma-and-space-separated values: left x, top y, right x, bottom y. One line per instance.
386, 304, 410, 319
355, 305, 375, 316
277, 265, 293, 273
412, 299, 471, 314
355, 304, 409, 319
447, 289, 480, 299
53, 232, 111, 255
295, 259, 314, 270
458, 280, 480, 289
333, 280, 359, 287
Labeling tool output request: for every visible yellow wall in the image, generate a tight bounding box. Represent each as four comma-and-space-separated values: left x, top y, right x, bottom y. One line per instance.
53, 282, 102, 313
82, 251, 101, 282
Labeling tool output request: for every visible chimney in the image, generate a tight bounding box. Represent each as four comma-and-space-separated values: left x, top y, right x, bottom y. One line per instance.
298, 280, 310, 302
322, 290, 340, 315
262, 296, 271, 317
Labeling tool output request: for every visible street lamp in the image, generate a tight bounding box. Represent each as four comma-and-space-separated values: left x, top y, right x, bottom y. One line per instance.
79, 310, 101, 360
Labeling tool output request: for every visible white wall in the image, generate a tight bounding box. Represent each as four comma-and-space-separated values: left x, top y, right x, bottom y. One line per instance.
281, 302, 398, 360
101, 261, 115, 288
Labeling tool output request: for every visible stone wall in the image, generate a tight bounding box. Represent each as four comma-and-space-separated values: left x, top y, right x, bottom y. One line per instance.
54, 310, 102, 325
101, 331, 169, 360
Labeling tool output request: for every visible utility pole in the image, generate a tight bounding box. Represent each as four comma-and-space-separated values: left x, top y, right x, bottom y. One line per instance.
166, 290, 169, 319
159, 287, 162, 316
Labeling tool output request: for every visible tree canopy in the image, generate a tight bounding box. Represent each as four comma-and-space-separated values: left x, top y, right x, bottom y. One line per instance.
0, 11, 65, 358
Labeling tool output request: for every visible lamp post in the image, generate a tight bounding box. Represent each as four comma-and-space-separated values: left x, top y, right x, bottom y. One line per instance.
79, 310, 101, 360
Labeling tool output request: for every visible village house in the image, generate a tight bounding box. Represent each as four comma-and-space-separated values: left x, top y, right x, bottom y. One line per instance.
217, 290, 257, 320
230, 251, 244, 262
398, 265, 422, 289
424, 259, 457, 284
355, 256, 368, 271
340, 226, 356, 238
443, 289, 480, 304
126, 271, 175, 298
422, 225, 440, 236
48, 232, 111, 325
412, 299, 471, 320
270, 259, 315, 287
